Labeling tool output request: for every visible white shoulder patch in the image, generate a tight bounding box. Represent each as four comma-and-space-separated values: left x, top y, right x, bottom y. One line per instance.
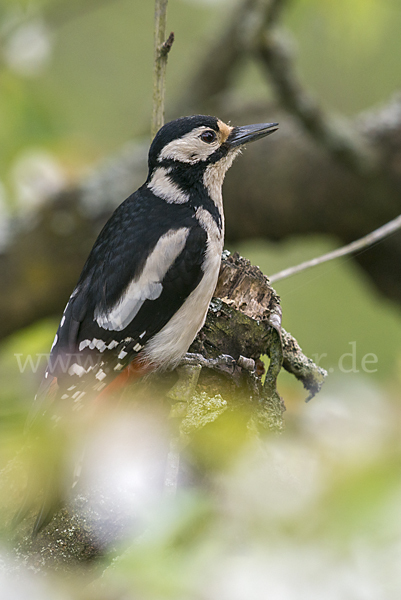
148, 167, 189, 204
95, 227, 190, 331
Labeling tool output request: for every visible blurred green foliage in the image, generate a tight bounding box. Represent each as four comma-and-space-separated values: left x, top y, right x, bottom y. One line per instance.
2, 0, 401, 187
236, 237, 401, 385
1, 1, 401, 594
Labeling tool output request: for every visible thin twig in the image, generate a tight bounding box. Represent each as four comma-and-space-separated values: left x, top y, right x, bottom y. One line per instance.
269, 214, 401, 283
151, 0, 174, 139
151, 0, 180, 495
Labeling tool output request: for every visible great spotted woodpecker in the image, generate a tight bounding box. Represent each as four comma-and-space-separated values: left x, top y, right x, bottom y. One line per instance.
35, 115, 278, 413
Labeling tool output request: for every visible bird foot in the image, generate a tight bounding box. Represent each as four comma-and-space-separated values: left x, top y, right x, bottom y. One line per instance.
167, 352, 256, 405
167, 362, 202, 404
179, 352, 236, 374
180, 352, 256, 374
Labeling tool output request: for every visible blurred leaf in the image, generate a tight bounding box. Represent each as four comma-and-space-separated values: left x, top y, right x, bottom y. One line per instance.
294, 0, 392, 52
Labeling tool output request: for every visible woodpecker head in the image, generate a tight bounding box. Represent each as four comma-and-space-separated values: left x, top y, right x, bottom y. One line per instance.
147, 115, 278, 203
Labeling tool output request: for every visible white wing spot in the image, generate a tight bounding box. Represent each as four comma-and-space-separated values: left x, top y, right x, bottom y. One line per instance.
60, 315, 66, 327
114, 363, 124, 371
93, 338, 107, 352
79, 339, 90, 351
118, 350, 128, 360
68, 363, 87, 377
107, 340, 119, 349
67, 385, 76, 391
133, 343, 142, 352
86, 338, 107, 352
93, 381, 107, 392
139, 331, 146, 339
61, 394, 69, 400
95, 369, 107, 381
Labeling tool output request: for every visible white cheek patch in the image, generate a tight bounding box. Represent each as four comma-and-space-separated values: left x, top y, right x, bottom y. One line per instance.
95, 227, 190, 332
148, 167, 189, 204
158, 127, 219, 164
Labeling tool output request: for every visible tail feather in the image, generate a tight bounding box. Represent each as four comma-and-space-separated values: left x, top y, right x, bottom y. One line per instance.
11, 479, 60, 537
32, 488, 61, 538
16, 358, 152, 536
96, 357, 152, 402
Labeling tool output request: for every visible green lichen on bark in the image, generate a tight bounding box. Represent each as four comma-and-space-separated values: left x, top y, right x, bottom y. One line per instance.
8, 253, 326, 572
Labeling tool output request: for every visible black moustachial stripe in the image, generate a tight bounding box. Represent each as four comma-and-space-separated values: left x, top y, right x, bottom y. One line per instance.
31, 114, 278, 415
23, 114, 278, 537
154, 160, 223, 231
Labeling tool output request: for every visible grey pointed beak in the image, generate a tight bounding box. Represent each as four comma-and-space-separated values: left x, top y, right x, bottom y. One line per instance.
227, 122, 278, 147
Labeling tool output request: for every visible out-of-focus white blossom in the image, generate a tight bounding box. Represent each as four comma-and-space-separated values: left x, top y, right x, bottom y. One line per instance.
71, 410, 168, 544
220, 437, 326, 524
0, 549, 71, 600
299, 378, 396, 462
3, 18, 52, 77
203, 543, 387, 600
12, 150, 65, 211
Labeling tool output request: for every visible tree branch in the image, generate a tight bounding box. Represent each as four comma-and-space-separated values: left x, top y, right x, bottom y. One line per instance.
1, 93, 401, 340
177, 0, 281, 112
152, 0, 174, 139
254, 21, 383, 175
269, 214, 401, 283
1, 0, 401, 336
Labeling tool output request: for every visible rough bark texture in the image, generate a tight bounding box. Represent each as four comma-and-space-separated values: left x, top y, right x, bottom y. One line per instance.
6, 253, 325, 572
1, 96, 401, 341
2, 0, 397, 582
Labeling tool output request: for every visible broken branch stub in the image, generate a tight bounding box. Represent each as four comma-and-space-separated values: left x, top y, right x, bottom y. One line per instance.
193, 251, 326, 402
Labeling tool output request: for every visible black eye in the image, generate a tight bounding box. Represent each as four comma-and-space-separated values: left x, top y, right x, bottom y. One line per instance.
200, 130, 217, 144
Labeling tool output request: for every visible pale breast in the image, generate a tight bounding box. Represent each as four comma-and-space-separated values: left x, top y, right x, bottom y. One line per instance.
143, 208, 224, 370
